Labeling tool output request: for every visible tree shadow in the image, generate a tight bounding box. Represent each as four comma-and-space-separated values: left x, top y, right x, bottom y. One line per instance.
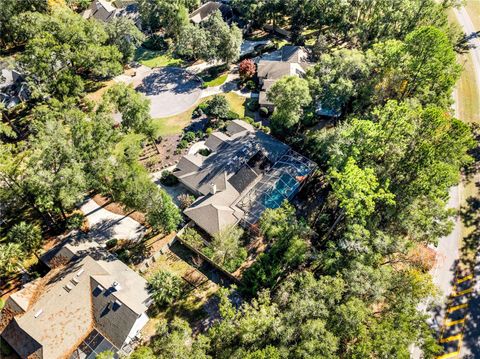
136, 68, 201, 96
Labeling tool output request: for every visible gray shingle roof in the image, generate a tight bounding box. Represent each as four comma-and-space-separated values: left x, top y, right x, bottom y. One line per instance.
2, 246, 150, 359
174, 120, 290, 235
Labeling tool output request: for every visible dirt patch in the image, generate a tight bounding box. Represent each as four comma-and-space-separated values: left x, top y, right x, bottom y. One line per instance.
91, 194, 146, 225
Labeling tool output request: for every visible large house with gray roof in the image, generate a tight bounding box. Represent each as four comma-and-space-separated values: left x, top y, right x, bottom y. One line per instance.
174, 120, 316, 236
1, 241, 151, 359
257, 46, 311, 109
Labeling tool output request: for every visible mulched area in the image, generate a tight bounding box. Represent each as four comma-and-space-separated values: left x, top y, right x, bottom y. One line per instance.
91, 194, 146, 225
140, 135, 186, 173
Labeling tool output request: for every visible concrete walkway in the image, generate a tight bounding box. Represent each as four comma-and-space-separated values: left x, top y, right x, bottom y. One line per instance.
80, 197, 145, 242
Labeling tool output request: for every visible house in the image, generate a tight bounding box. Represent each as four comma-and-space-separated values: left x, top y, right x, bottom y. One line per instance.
83, 0, 140, 25
1, 240, 151, 359
0, 67, 29, 109
189, 1, 231, 24
174, 119, 316, 235
256, 46, 311, 109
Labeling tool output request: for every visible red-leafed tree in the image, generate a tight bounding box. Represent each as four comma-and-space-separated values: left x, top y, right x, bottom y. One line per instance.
239, 59, 256, 79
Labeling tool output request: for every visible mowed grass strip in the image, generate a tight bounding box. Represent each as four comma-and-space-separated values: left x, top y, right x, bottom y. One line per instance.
152, 92, 252, 136
134, 47, 184, 68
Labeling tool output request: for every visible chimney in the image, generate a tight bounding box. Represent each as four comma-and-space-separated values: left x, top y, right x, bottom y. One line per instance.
210, 183, 217, 195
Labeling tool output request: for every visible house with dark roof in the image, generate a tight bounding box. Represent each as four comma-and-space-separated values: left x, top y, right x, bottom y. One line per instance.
257, 46, 311, 109
174, 120, 316, 235
1, 239, 151, 359
189, 1, 232, 24
0, 67, 29, 109
83, 0, 140, 25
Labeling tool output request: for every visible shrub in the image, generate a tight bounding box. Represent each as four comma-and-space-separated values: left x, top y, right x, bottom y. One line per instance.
247, 99, 260, 111
198, 148, 211, 156
148, 270, 184, 307
183, 131, 196, 142
177, 193, 195, 210
205, 95, 230, 119
105, 239, 118, 249
245, 80, 256, 91
180, 227, 205, 249
142, 35, 168, 51
226, 110, 240, 120
0, 298, 4, 310
67, 212, 85, 230
192, 107, 203, 118
160, 171, 179, 186
243, 116, 254, 124
239, 59, 256, 79
195, 130, 204, 139
201, 82, 208, 89
259, 107, 269, 117
177, 140, 189, 149
206, 127, 213, 135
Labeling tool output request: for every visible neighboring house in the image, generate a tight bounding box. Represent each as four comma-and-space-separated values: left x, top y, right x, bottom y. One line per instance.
1, 240, 151, 359
174, 119, 316, 236
189, 1, 231, 24
257, 46, 311, 109
0, 68, 29, 109
83, 0, 140, 25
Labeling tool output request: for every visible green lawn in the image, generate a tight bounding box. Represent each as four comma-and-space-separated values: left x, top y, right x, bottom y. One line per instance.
151, 92, 254, 137
134, 47, 184, 68
203, 73, 228, 87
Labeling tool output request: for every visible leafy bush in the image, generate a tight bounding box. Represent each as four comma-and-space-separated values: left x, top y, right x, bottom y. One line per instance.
177, 193, 195, 210
142, 35, 168, 51
243, 116, 254, 124
0, 297, 4, 310
226, 110, 240, 120
105, 239, 118, 249
239, 59, 256, 79
180, 227, 205, 249
201, 82, 208, 89
247, 99, 260, 111
177, 139, 189, 149
205, 95, 230, 119
196, 130, 204, 138
160, 171, 179, 186
192, 107, 203, 118
67, 212, 85, 230
245, 80, 256, 91
183, 131, 196, 142
148, 270, 184, 307
198, 148, 211, 156
259, 107, 269, 117
206, 127, 213, 135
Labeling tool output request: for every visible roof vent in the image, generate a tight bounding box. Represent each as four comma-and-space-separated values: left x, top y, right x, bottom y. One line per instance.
76, 269, 84, 276
34, 309, 43, 318
71, 277, 79, 285
112, 281, 121, 291
65, 283, 73, 292
210, 183, 217, 195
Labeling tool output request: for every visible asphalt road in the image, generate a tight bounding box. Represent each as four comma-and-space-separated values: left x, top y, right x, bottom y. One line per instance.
447, 6, 480, 358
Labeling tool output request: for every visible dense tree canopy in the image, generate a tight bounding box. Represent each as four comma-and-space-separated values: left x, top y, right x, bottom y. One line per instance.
176, 11, 242, 64
14, 8, 123, 100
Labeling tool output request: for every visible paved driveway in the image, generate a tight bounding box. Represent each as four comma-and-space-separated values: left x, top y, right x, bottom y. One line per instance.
136, 67, 202, 118
80, 198, 145, 242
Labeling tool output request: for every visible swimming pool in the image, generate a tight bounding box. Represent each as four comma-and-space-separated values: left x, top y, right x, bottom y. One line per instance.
238, 149, 317, 224
261, 173, 301, 209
